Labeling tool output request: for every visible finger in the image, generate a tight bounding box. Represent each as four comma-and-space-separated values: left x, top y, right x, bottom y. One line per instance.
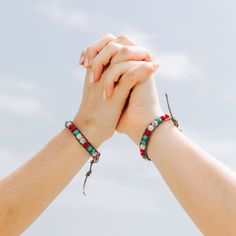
79, 50, 86, 65
114, 61, 159, 100
84, 33, 116, 68
114, 34, 138, 46
114, 35, 156, 59
102, 60, 159, 99
102, 61, 138, 99
110, 45, 154, 65
91, 44, 154, 83
91, 42, 121, 82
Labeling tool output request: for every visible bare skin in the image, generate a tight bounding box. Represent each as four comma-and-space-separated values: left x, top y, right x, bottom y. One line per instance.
0, 33, 235, 235
147, 122, 236, 236
84, 34, 236, 235
0, 34, 157, 235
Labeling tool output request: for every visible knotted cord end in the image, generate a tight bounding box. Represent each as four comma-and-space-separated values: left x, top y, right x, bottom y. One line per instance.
165, 93, 181, 130
83, 159, 95, 196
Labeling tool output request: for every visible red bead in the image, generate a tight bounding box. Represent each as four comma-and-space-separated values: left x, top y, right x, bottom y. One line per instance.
70, 127, 76, 132
140, 150, 145, 156
69, 124, 74, 129
83, 142, 90, 148
164, 114, 170, 119
145, 130, 151, 136
160, 115, 165, 120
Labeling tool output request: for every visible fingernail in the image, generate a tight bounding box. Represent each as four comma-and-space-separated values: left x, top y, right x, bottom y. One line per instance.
89, 71, 94, 83
79, 55, 85, 65
102, 89, 107, 100
84, 57, 88, 68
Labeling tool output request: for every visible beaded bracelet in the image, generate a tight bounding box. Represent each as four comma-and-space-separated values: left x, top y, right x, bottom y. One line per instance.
139, 114, 171, 160
65, 121, 100, 196
139, 93, 180, 161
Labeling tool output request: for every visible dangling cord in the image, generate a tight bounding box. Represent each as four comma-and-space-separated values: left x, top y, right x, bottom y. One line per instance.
165, 93, 181, 130
83, 158, 95, 196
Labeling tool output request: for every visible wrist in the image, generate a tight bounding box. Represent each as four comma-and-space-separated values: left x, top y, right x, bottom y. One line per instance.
148, 119, 179, 159
72, 117, 105, 149
127, 111, 164, 146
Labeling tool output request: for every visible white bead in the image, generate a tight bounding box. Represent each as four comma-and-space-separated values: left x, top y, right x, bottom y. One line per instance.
66, 121, 72, 127
93, 156, 99, 163
79, 138, 86, 144
148, 125, 155, 131
152, 120, 158, 127
92, 152, 100, 162
76, 133, 83, 140
140, 144, 146, 150
92, 152, 98, 157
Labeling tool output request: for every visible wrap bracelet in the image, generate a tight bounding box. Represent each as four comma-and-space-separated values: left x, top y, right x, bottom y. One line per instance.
65, 121, 100, 196
139, 114, 171, 160
139, 93, 180, 160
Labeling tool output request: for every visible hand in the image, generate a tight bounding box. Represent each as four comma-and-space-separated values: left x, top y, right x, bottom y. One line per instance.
74, 34, 158, 148
80, 33, 155, 98
80, 34, 163, 146
116, 77, 163, 145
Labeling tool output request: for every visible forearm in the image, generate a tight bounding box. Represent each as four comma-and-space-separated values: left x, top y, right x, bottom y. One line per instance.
0, 125, 98, 235
148, 121, 236, 235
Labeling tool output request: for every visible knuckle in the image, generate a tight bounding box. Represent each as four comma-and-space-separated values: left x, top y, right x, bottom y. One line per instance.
117, 34, 130, 41
145, 50, 153, 60
141, 62, 153, 72
119, 46, 130, 55
107, 41, 119, 51
139, 46, 151, 58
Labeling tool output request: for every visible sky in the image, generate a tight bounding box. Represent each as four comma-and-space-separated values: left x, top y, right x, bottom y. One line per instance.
0, 0, 236, 235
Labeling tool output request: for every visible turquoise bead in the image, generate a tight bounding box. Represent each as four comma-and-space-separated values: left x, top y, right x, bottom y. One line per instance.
142, 135, 149, 141
73, 130, 79, 136
87, 146, 93, 152
90, 148, 96, 154
141, 140, 146, 145
156, 117, 162, 125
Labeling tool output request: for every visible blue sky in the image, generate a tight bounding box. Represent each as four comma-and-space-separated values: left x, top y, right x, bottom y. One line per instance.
0, 0, 235, 235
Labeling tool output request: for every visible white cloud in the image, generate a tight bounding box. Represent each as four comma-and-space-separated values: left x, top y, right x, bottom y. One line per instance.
0, 79, 34, 93
16, 81, 34, 93
36, 2, 88, 29
0, 80, 55, 120
157, 52, 201, 80
0, 92, 46, 116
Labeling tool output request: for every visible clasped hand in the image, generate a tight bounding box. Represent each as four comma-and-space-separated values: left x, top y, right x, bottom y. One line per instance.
74, 33, 164, 148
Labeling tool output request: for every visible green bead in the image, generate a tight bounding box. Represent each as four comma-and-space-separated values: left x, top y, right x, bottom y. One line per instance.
142, 135, 149, 141
156, 117, 162, 125
87, 146, 93, 152
73, 130, 79, 136
90, 148, 96, 154
141, 140, 146, 145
